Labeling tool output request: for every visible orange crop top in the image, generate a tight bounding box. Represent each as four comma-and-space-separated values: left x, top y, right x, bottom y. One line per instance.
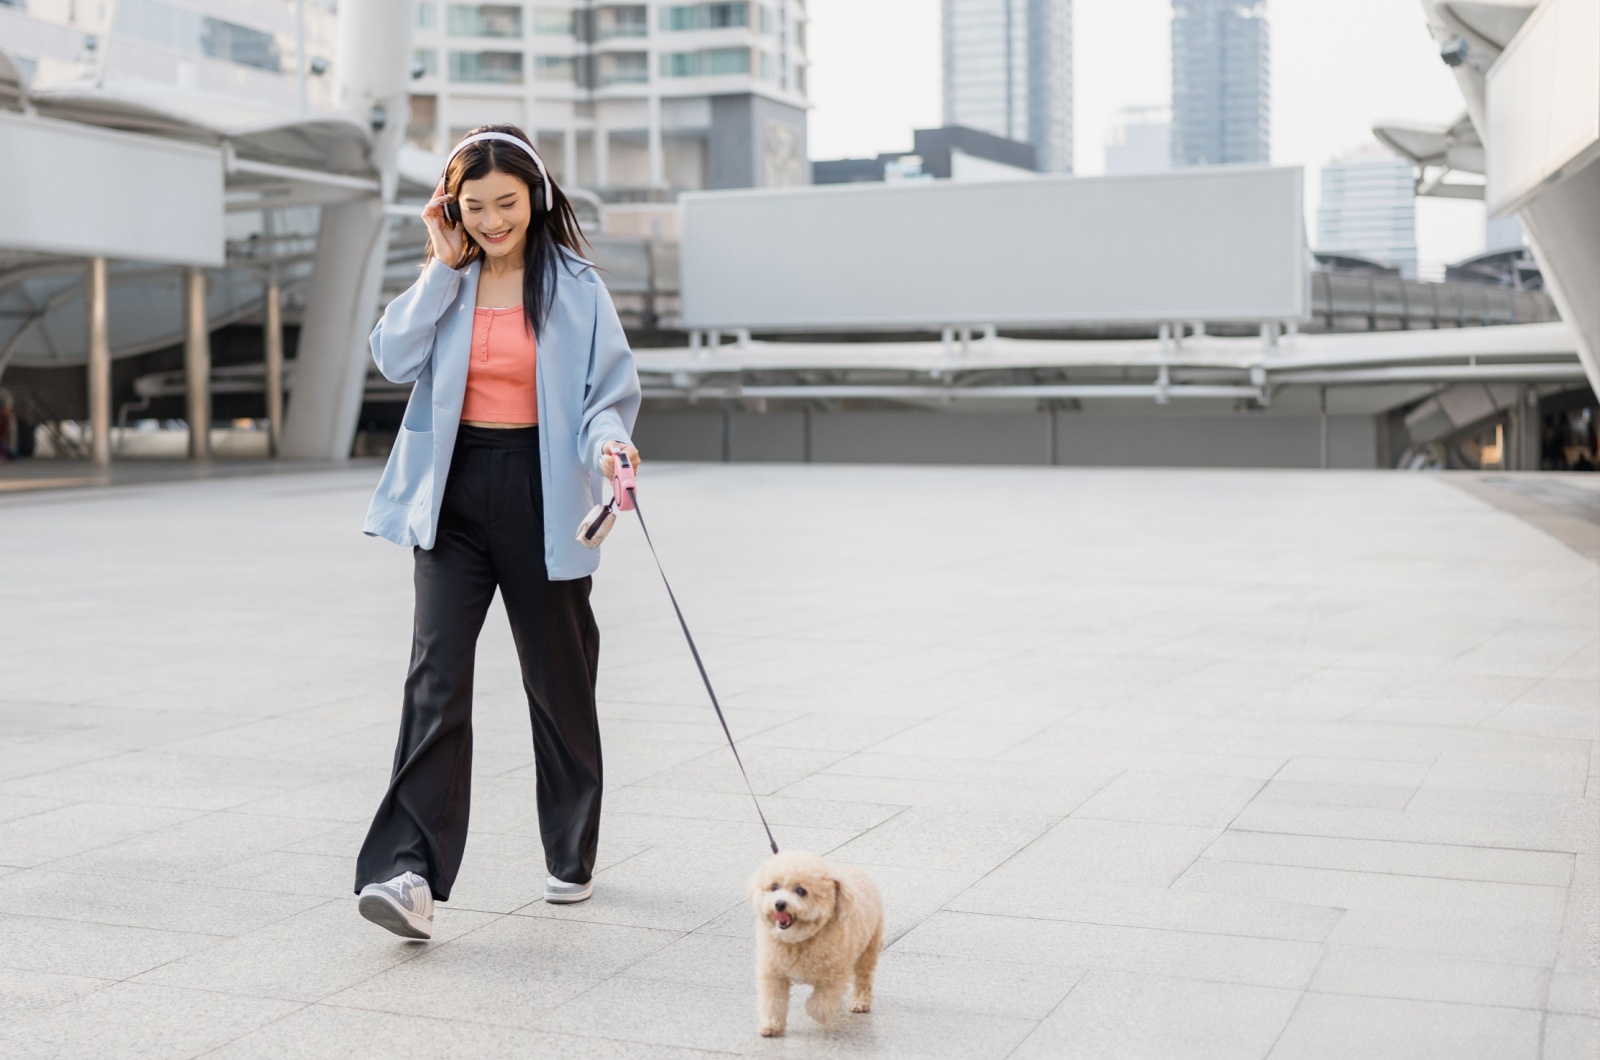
461, 305, 538, 423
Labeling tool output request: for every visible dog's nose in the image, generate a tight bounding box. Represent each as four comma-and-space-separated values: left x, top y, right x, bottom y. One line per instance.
774, 899, 787, 912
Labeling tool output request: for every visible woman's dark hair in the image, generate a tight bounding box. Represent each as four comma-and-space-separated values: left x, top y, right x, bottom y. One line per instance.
428, 123, 590, 337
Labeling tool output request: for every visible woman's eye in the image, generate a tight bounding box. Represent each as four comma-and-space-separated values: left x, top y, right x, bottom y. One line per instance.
794, 887, 807, 897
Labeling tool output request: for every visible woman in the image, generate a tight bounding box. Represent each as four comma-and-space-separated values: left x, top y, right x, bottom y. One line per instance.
354, 125, 641, 940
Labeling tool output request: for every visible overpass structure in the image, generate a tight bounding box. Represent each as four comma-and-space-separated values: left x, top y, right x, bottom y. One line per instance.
1380, 0, 1600, 398
0, 0, 1593, 473
0, 0, 410, 464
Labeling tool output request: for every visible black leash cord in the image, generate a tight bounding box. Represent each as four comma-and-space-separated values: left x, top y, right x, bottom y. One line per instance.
626, 486, 780, 855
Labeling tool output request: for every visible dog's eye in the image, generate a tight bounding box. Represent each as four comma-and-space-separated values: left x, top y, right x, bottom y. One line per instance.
794, 886, 807, 897
770, 882, 780, 891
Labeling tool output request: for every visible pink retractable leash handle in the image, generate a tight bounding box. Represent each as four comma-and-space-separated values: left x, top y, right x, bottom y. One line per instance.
612, 448, 779, 855
610, 448, 636, 511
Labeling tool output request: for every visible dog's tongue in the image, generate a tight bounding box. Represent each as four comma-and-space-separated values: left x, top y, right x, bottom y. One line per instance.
775, 911, 794, 928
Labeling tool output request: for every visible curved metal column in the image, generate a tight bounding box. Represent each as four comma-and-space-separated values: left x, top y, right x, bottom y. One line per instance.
279, 0, 410, 460
1521, 168, 1600, 398
184, 267, 211, 460
86, 257, 111, 466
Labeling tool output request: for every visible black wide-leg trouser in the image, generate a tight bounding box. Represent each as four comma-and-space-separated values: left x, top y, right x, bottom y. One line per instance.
355, 425, 602, 901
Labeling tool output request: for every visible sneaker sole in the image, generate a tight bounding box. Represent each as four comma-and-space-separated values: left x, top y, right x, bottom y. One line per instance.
359, 891, 432, 939
543, 884, 594, 904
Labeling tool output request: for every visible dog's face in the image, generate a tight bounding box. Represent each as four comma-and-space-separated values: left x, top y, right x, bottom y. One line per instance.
749, 851, 838, 944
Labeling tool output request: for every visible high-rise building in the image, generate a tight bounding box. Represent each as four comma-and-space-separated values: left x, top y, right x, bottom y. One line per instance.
1170, 0, 1268, 168
1105, 105, 1171, 176
1317, 146, 1418, 278
410, 2, 811, 196
941, 0, 1073, 174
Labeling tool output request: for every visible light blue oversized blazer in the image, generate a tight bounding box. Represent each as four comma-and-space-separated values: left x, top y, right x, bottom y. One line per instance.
361, 249, 640, 580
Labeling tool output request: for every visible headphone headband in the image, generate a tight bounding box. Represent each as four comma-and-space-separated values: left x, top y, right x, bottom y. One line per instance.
444, 132, 554, 212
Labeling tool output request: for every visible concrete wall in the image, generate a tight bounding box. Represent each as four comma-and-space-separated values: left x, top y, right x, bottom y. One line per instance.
632, 408, 1379, 469
707, 93, 809, 190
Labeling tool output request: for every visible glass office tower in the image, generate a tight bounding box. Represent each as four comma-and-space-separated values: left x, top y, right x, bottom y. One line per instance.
1171, 0, 1269, 168
1318, 146, 1419, 278
941, 0, 1073, 174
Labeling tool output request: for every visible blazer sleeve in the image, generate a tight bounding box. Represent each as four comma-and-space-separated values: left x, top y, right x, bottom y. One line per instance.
577, 278, 642, 474
369, 259, 464, 384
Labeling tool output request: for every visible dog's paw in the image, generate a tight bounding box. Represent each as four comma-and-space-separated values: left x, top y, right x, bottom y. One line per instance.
759, 1023, 785, 1038
850, 997, 872, 1013
804, 995, 838, 1025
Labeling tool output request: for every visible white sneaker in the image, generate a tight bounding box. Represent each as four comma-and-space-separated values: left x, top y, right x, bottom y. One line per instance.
358, 871, 434, 939
544, 876, 594, 904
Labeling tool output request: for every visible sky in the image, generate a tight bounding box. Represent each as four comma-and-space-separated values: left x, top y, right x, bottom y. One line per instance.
804, 0, 1488, 277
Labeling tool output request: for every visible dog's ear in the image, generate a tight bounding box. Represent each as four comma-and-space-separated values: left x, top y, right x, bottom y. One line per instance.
828, 871, 853, 921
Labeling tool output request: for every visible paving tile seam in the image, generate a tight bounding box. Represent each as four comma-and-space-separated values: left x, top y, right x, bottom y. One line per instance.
0, 748, 141, 783
1301, 986, 1563, 1022
910, 908, 1343, 949
996, 964, 1090, 1060
607, 793, 913, 824
1160, 766, 1284, 887
1262, 985, 1315, 1059
0, 910, 232, 941
13, 808, 348, 871
1195, 853, 1578, 889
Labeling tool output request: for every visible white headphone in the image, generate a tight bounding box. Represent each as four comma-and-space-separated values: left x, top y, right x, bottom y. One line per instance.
442, 132, 554, 213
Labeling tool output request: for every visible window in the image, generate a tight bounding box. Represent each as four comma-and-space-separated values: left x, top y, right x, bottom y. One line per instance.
114, 0, 283, 72
407, 94, 437, 151
660, 46, 749, 77
415, 2, 436, 29
599, 51, 648, 84
533, 54, 576, 82
446, 4, 522, 38
413, 49, 438, 76
448, 50, 524, 83
759, 51, 774, 82
759, 4, 772, 33
199, 18, 280, 70
598, 5, 647, 38
532, 6, 574, 34
660, 3, 748, 31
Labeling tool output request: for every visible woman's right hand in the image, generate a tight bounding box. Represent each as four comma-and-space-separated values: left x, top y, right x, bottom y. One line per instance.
422, 177, 466, 268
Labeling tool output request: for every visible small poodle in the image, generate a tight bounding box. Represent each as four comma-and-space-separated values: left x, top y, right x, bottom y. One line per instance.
748, 849, 884, 1037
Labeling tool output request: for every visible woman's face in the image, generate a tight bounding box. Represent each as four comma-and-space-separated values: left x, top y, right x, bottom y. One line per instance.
457, 168, 532, 261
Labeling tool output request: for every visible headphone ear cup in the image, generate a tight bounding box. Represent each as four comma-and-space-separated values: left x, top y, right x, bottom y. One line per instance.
444, 199, 460, 227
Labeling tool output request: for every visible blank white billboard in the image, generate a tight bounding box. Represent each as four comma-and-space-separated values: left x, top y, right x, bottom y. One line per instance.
680, 166, 1307, 330
0, 112, 224, 267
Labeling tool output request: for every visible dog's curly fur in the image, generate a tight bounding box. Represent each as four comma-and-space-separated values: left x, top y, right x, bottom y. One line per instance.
748, 850, 884, 1037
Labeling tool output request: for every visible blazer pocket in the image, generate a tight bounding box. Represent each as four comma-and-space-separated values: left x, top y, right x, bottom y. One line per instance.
377, 427, 432, 506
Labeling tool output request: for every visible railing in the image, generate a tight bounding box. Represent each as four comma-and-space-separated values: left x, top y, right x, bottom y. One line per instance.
1309, 270, 1558, 332
583, 237, 1561, 337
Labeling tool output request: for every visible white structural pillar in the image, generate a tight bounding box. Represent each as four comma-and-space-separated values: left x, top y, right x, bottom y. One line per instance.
594, 114, 610, 189
647, 94, 664, 186
184, 267, 211, 460
1521, 177, 1600, 400
279, 0, 410, 460
85, 256, 111, 466
264, 266, 285, 457
563, 124, 577, 183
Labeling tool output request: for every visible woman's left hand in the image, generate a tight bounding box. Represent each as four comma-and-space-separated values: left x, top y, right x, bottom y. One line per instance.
601, 441, 641, 479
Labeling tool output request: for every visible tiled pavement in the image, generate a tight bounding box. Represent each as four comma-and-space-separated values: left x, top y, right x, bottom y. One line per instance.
0, 463, 1595, 1059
